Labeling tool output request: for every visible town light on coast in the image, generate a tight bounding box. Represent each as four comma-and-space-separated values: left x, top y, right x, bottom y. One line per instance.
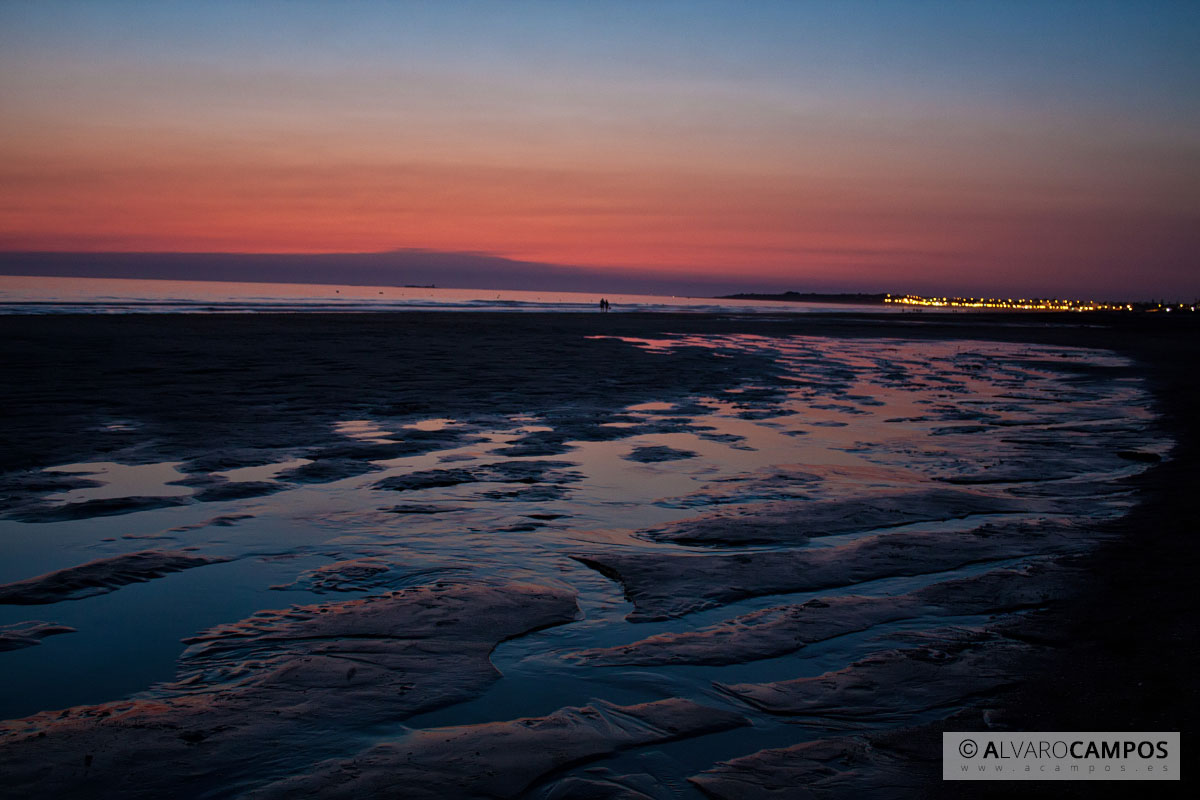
881, 294, 1191, 313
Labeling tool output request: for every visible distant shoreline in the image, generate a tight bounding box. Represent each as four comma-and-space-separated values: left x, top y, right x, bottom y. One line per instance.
718, 291, 887, 304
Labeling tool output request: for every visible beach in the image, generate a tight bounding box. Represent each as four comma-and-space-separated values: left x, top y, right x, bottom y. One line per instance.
0, 310, 1195, 798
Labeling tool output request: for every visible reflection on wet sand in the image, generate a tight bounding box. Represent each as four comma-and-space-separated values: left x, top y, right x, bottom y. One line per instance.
0, 333, 1169, 797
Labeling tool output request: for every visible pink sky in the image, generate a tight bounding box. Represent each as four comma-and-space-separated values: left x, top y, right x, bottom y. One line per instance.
1, 2, 1196, 298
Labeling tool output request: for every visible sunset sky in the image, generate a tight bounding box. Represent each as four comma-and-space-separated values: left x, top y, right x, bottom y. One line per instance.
1, 1, 1197, 297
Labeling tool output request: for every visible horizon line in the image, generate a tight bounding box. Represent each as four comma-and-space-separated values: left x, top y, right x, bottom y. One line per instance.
0, 250, 1192, 304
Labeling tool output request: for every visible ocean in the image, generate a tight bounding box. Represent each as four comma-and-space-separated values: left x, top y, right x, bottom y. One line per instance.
0, 275, 897, 315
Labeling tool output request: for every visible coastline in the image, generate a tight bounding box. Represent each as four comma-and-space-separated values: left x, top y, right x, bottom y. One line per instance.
0, 310, 1194, 796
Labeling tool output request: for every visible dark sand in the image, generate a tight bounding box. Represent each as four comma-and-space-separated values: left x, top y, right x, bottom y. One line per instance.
1, 310, 1196, 797
0, 550, 230, 605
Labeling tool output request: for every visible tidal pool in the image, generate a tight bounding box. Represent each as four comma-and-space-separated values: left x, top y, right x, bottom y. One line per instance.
0, 334, 1169, 797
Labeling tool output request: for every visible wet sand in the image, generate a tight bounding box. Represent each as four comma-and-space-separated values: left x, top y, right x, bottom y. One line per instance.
0, 310, 1195, 797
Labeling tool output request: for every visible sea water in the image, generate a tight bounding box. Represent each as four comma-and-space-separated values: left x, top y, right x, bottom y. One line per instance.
0, 275, 899, 315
